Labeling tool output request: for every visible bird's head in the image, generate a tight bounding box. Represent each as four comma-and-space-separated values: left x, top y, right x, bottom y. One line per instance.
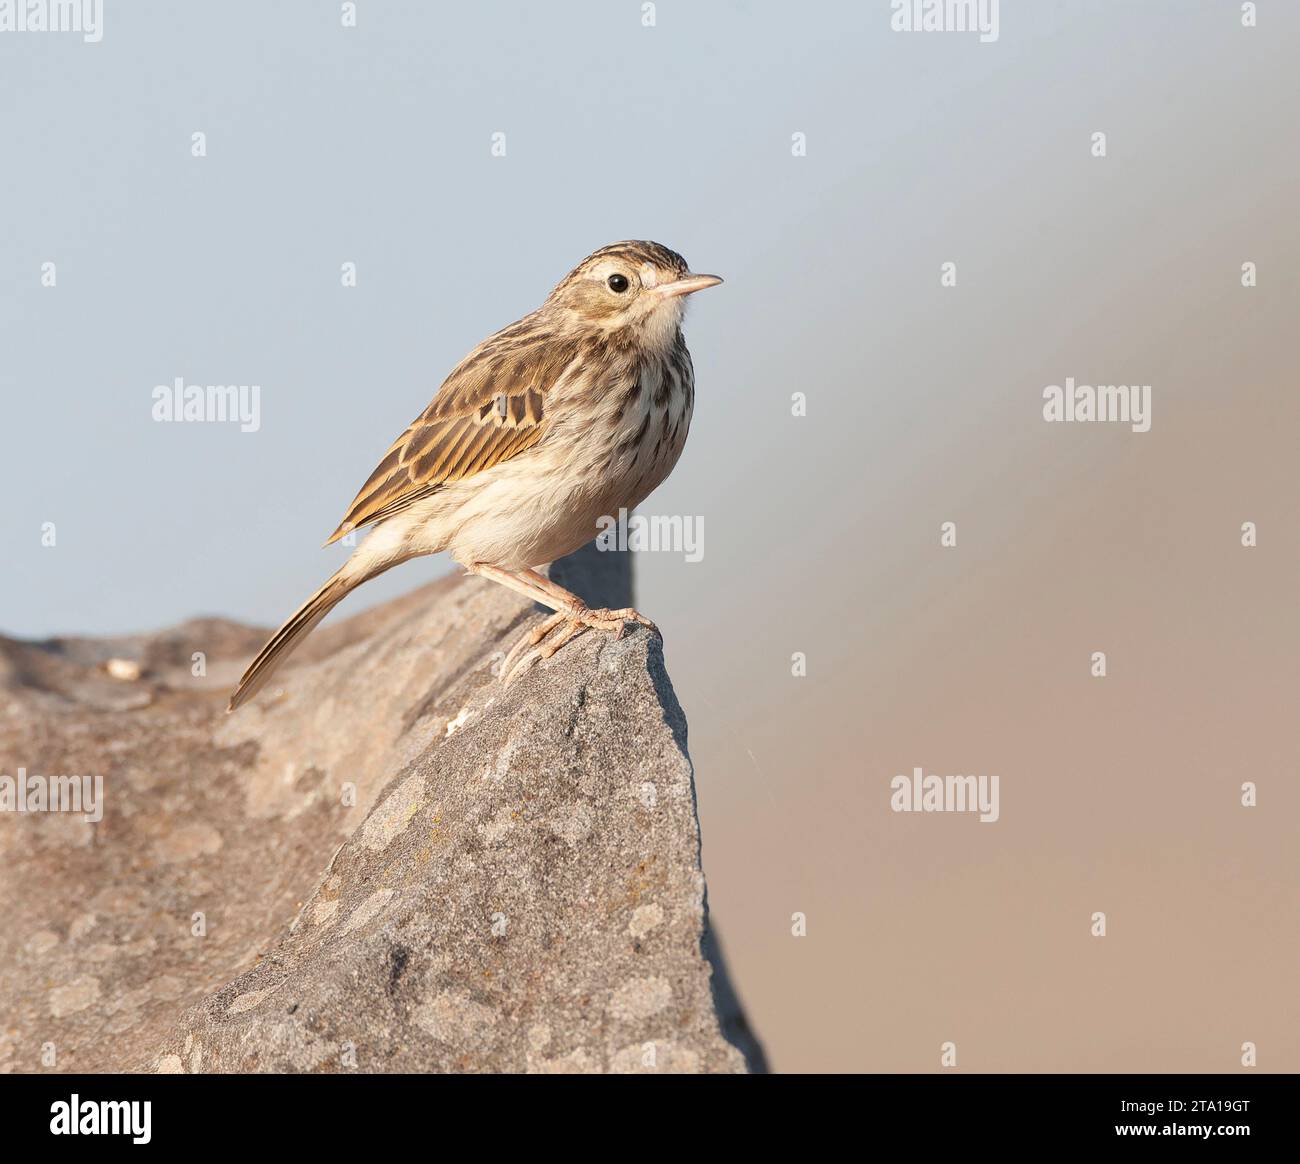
544, 241, 722, 350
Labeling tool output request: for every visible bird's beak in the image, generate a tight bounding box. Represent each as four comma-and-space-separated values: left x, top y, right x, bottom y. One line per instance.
653, 273, 724, 299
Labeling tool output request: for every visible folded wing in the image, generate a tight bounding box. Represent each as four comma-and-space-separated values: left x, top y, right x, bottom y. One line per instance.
325, 324, 578, 545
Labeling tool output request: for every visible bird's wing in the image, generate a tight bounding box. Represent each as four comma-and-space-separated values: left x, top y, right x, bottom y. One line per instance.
325, 323, 579, 545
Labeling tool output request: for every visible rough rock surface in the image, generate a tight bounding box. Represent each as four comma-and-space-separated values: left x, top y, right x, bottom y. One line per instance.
0, 546, 764, 1074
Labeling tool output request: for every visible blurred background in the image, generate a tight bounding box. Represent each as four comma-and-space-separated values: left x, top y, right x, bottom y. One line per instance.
2, 1, 1297, 1071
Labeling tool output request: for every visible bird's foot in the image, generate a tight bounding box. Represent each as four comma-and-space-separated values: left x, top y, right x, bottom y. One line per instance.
500, 606, 659, 685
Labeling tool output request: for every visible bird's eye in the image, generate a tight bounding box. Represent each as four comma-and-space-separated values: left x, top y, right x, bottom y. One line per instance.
607, 273, 630, 293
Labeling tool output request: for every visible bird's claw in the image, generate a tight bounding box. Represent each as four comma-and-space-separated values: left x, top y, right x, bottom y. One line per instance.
498, 606, 660, 685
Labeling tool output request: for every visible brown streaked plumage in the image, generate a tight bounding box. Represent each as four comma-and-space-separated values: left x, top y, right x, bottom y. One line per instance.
229, 241, 721, 710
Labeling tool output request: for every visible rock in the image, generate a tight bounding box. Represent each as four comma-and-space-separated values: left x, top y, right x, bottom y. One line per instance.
0, 544, 764, 1074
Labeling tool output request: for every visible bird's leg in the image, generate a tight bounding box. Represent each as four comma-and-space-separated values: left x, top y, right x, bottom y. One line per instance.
467, 563, 658, 684
468, 563, 582, 681
516, 568, 659, 637
502, 567, 662, 684
467, 563, 570, 614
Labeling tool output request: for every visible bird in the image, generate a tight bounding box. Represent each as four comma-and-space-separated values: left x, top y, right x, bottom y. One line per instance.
227, 240, 722, 711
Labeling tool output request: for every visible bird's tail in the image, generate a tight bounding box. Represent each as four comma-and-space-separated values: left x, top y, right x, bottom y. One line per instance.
227, 565, 361, 712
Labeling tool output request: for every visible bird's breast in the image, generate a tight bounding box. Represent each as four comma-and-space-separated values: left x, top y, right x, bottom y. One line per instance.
435, 345, 696, 571
598, 348, 693, 499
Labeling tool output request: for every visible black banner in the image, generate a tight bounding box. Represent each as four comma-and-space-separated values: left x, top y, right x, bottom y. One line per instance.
0, 1073, 1289, 1149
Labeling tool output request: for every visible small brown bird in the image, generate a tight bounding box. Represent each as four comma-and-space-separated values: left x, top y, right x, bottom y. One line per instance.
228, 241, 721, 710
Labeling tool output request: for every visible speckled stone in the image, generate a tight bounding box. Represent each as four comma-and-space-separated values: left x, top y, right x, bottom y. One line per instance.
0, 544, 764, 1074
